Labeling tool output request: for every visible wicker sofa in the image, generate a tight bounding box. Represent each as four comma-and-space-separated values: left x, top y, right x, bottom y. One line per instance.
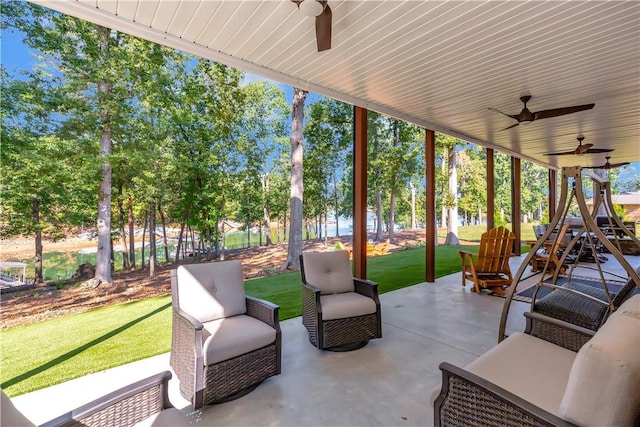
433, 294, 640, 427
1, 371, 188, 427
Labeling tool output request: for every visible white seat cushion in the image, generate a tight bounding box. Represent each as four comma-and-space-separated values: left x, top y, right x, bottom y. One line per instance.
202, 315, 276, 365
465, 332, 577, 415
302, 251, 354, 294
320, 292, 377, 321
558, 312, 640, 427
176, 261, 246, 323
134, 408, 190, 427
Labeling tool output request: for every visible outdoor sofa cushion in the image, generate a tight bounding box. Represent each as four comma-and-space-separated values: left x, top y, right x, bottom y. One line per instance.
464, 331, 577, 415
320, 292, 377, 320
176, 261, 247, 322
202, 315, 277, 365
300, 250, 354, 295
558, 294, 640, 427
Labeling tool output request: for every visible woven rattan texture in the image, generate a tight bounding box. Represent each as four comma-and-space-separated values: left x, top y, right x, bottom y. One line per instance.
528, 318, 591, 352
534, 282, 611, 331
246, 297, 277, 327
440, 377, 550, 427
171, 312, 197, 401
203, 343, 278, 405
322, 313, 378, 349
59, 384, 163, 427
302, 285, 319, 345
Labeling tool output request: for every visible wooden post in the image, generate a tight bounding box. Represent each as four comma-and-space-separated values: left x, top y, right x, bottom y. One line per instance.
511, 157, 522, 255
425, 129, 436, 283
486, 148, 495, 230
353, 106, 368, 279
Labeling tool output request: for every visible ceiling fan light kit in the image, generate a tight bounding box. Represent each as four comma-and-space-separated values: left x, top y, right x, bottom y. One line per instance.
298, 0, 324, 17
292, 0, 332, 51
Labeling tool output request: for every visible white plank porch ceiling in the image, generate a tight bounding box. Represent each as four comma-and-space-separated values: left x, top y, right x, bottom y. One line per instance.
33, 0, 640, 169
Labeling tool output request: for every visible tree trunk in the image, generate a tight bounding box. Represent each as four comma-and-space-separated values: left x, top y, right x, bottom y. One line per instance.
141, 215, 147, 269
441, 154, 447, 228
32, 198, 43, 283
128, 196, 135, 268
117, 187, 130, 270
95, 25, 114, 285
447, 146, 459, 237
334, 170, 340, 237
283, 87, 307, 270
375, 190, 384, 241
149, 201, 156, 277
389, 189, 396, 243
158, 198, 169, 263
220, 220, 226, 261
261, 174, 273, 246
410, 182, 417, 230
176, 209, 188, 261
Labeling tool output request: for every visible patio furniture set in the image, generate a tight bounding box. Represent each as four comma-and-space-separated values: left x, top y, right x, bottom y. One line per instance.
1, 250, 381, 426
3, 201, 638, 426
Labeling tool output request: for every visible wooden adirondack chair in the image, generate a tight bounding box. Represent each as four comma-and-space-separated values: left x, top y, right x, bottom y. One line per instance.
530, 222, 572, 275
459, 226, 516, 296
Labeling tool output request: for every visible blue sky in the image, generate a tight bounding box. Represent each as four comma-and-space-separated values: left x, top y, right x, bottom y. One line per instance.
1, 24, 324, 107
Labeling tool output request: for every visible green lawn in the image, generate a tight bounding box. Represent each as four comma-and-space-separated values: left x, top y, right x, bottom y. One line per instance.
0, 243, 529, 397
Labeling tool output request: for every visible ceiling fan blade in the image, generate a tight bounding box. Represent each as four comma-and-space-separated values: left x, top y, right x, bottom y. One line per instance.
488, 107, 519, 121
610, 162, 630, 168
585, 148, 614, 154
315, 3, 332, 52
533, 103, 595, 120
544, 150, 577, 156
585, 161, 630, 170
499, 123, 520, 131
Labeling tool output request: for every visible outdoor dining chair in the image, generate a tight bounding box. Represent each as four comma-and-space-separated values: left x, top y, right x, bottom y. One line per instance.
299, 250, 381, 351
170, 261, 281, 409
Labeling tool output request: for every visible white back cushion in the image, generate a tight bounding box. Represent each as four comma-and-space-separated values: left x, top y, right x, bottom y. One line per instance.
613, 293, 640, 319
176, 261, 246, 323
558, 312, 640, 427
302, 251, 354, 295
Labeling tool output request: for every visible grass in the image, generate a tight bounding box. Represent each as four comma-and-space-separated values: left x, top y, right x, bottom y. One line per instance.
0, 243, 530, 397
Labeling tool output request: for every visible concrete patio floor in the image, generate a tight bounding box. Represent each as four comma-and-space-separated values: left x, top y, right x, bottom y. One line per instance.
12, 253, 639, 426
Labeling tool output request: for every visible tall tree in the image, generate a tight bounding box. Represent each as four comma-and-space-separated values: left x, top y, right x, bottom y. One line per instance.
5, 3, 153, 285
437, 134, 461, 244
283, 88, 308, 270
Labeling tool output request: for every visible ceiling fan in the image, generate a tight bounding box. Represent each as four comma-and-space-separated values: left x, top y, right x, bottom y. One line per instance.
489, 95, 595, 131
544, 136, 614, 156
584, 156, 630, 170
291, 0, 332, 52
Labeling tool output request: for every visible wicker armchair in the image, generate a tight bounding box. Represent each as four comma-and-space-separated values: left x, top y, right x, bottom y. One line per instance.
170, 261, 281, 409
299, 250, 381, 351
1, 371, 188, 427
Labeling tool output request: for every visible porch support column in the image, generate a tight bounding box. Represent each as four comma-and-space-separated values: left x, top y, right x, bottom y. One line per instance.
425, 129, 436, 283
549, 169, 557, 221
486, 148, 495, 230
353, 106, 368, 279
511, 157, 522, 255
